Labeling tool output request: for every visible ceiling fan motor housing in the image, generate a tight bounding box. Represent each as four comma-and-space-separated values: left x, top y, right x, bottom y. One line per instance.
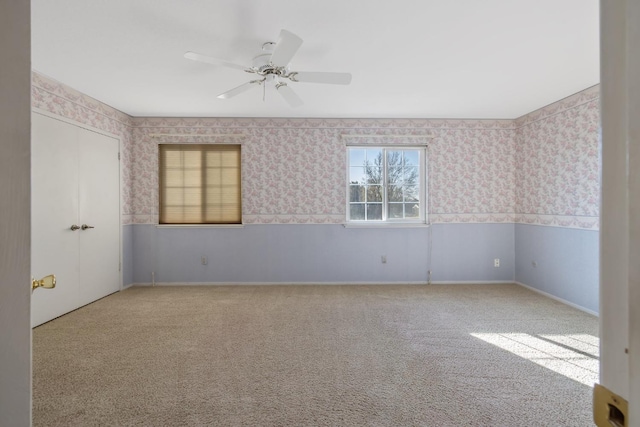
252, 51, 288, 77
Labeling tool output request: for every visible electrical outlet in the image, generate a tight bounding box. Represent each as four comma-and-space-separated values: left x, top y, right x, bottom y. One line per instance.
381, 255, 387, 264
494, 258, 500, 268
201, 256, 208, 265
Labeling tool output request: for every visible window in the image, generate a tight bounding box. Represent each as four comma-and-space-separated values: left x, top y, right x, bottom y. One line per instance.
159, 144, 241, 224
347, 146, 426, 223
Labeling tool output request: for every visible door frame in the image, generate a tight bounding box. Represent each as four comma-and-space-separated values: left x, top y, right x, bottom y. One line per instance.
32, 108, 123, 293
0, 2, 30, 425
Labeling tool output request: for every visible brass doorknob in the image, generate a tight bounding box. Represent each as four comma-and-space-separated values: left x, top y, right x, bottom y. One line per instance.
32, 274, 56, 291
81, 224, 95, 230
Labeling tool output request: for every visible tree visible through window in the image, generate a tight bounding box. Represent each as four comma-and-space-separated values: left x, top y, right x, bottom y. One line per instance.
159, 144, 241, 224
348, 147, 425, 222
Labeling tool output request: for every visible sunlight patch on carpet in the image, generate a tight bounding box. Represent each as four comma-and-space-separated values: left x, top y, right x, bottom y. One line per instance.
471, 333, 599, 387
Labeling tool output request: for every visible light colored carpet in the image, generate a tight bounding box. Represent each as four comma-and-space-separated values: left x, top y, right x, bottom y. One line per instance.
33, 284, 598, 426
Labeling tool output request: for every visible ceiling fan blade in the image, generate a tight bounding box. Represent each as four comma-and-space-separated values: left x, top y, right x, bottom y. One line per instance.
269, 30, 303, 66
290, 71, 352, 85
276, 84, 303, 108
184, 51, 250, 71
217, 81, 260, 99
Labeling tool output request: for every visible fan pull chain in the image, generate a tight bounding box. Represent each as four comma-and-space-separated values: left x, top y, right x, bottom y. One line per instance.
263, 81, 266, 102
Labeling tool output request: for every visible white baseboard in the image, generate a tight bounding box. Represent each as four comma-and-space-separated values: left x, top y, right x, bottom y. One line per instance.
430, 280, 514, 285
514, 281, 598, 316
131, 281, 430, 286
128, 281, 513, 287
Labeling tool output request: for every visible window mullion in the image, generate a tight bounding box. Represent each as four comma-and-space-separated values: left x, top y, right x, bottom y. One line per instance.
363, 149, 367, 221
364, 151, 367, 221
420, 150, 425, 221
201, 148, 206, 223
382, 149, 388, 221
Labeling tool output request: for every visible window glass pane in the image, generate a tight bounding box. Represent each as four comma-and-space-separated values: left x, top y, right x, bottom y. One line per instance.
388, 185, 403, 202
206, 186, 240, 204
365, 148, 382, 165
366, 185, 382, 202
346, 146, 425, 223
405, 203, 420, 218
205, 204, 239, 223
227, 186, 241, 203
163, 151, 183, 168
182, 169, 201, 187
366, 167, 382, 184
206, 186, 222, 203
183, 187, 201, 206
387, 167, 403, 185
349, 149, 365, 166
366, 203, 383, 220
183, 150, 202, 168
387, 151, 402, 168
350, 185, 365, 203
350, 167, 365, 184
404, 150, 419, 167
350, 204, 365, 220
206, 149, 239, 167
205, 150, 222, 167
388, 203, 404, 219
205, 169, 220, 186
404, 185, 419, 202
164, 169, 185, 186
220, 168, 239, 185
163, 188, 184, 206
163, 206, 186, 222
403, 166, 419, 187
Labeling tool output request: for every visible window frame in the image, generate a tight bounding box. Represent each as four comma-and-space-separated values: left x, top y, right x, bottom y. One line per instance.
345, 145, 427, 225
158, 143, 242, 225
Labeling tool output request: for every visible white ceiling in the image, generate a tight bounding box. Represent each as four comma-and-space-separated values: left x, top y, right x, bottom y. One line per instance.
31, 0, 600, 119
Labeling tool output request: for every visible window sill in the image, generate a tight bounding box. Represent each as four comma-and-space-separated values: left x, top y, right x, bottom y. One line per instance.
343, 222, 430, 229
155, 224, 245, 229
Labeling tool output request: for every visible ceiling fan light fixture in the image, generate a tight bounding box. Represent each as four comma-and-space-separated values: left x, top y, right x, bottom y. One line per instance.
185, 29, 352, 107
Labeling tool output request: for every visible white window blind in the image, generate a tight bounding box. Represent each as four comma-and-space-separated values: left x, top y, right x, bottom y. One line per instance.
159, 144, 241, 224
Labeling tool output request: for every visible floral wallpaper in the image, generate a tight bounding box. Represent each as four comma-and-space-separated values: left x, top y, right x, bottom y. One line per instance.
515, 86, 600, 230
132, 117, 517, 225
31, 72, 600, 230
430, 128, 516, 225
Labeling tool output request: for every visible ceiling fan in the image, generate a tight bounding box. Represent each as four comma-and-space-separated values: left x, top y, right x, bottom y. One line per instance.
184, 29, 352, 107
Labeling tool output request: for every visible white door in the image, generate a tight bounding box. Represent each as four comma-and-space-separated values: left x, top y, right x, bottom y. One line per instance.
31, 113, 81, 326
78, 127, 121, 305
31, 113, 120, 327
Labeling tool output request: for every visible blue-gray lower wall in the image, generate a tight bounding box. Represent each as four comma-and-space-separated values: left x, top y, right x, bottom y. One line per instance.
122, 225, 134, 287
129, 223, 515, 285
430, 223, 515, 282
515, 224, 599, 314
122, 222, 598, 313
132, 224, 430, 283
